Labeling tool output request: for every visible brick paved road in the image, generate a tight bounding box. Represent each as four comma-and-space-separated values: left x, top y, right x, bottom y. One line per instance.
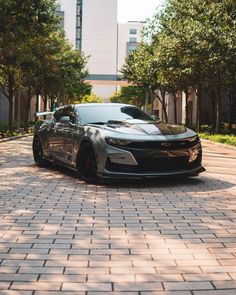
0, 136, 236, 295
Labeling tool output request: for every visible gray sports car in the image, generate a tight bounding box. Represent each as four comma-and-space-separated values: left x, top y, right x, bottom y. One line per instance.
33, 103, 205, 183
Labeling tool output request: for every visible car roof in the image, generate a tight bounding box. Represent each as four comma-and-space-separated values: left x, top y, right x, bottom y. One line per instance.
54, 103, 137, 113
74, 103, 132, 108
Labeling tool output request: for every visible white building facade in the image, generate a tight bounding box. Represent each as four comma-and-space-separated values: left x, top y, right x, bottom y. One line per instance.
57, 0, 118, 98
117, 21, 145, 74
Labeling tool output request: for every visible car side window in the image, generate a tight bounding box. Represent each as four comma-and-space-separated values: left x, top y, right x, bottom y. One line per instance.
54, 107, 77, 124
54, 108, 64, 122
58, 115, 70, 123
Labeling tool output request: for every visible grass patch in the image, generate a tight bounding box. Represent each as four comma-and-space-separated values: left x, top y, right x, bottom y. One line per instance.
200, 133, 236, 146
0, 128, 33, 139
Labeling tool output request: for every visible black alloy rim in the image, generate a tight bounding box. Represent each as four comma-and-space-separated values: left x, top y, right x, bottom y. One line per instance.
33, 137, 43, 163
80, 149, 97, 181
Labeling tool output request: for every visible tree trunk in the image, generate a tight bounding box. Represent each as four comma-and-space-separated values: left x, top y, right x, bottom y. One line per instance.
215, 71, 222, 133
8, 96, 14, 131
35, 93, 40, 121
228, 82, 236, 130
196, 84, 202, 133
211, 95, 216, 130
184, 88, 189, 126
16, 89, 21, 129
7, 73, 15, 132
43, 95, 48, 111
153, 90, 168, 123
24, 86, 32, 131
161, 91, 168, 123
215, 95, 222, 133
228, 90, 232, 130
150, 91, 154, 115
205, 89, 215, 129
173, 93, 177, 124
144, 89, 149, 112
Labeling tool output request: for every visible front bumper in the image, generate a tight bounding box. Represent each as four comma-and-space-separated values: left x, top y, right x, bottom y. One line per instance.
99, 141, 205, 180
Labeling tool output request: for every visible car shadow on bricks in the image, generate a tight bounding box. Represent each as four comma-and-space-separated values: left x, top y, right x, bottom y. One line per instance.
33, 161, 236, 192
0, 156, 235, 194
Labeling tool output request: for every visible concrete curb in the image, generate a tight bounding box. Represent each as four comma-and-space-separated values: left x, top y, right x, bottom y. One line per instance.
201, 138, 236, 151
0, 133, 33, 144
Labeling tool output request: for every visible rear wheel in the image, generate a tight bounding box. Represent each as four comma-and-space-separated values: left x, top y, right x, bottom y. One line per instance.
77, 142, 100, 184
32, 135, 48, 167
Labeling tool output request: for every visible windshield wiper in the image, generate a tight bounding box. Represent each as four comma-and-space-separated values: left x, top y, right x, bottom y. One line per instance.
106, 120, 125, 125
87, 122, 106, 125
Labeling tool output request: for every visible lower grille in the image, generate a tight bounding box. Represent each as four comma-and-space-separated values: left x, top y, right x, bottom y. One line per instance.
105, 159, 139, 173
106, 151, 202, 173
137, 154, 201, 172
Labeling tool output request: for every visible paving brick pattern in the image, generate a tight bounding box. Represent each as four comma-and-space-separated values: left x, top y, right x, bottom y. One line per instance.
0, 136, 235, 294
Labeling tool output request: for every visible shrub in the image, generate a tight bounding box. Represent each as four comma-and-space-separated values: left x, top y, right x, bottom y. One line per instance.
201, 125, 214, 133
0, 121, 8, 132
200, 133, 236, 146
78, 93, 103, 103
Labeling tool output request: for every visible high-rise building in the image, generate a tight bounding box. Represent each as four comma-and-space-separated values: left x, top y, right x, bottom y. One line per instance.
117, 21, 145, 74
57, 0, 118, 98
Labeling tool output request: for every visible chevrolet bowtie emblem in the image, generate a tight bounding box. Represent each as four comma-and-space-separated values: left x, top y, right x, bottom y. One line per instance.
161, 142, 172, 147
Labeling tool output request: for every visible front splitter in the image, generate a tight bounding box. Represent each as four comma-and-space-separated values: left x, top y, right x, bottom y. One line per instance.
100, 166, 206, 180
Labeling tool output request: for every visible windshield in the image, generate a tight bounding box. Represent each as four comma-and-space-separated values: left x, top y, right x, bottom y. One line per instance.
76, 105, 154, 124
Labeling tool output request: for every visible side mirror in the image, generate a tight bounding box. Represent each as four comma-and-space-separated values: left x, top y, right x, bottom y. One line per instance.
69, 121, 76, 127
69, 116, 76, 127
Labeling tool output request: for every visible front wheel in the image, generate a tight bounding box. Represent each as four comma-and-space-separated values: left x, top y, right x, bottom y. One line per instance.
32, 135, 48, 167
77, 142, 100, 184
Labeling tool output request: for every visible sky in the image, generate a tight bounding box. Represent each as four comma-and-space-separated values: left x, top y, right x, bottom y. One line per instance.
118, 0, 165, 23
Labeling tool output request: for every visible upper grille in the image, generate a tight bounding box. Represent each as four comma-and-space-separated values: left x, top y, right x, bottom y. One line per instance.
122, 136, 200, 150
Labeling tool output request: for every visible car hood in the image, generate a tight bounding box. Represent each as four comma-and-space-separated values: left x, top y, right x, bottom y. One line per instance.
87, 119, 187, 136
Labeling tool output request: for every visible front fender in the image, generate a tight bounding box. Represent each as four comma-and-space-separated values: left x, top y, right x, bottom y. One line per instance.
79, 127, 108, 173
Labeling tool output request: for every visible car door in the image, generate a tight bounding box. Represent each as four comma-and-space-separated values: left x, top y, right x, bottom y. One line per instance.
62, 107, 83, 166
48, 107, 69, 161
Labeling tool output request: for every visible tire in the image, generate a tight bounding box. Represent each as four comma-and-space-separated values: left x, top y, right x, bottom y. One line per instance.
77, 142, 100, 184
32, 135, 48, 167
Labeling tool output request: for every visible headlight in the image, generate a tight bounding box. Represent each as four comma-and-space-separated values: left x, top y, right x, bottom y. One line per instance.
105, 138, 132, 146
188, 135, 199, 142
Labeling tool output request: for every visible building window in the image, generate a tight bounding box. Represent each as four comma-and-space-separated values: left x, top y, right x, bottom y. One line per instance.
76, 0, 83, 50
77, 16, 81, 24
127, 43, 137, 54
76, 39, 81, 49
129, 28, 137, 35
129, 37, 137, 43
76, 28, 81, 38
56, 4, 64, 29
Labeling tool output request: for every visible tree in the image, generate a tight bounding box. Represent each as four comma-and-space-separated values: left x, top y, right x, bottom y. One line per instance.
0, 0, 90, 130
148, 0, 209, 129
24, 34, 90, 121
152, 31, 193, 125
0, 0, 59, 130
146, 0, 236, 131
121, 43, 169, 122
110, 86, 146, 108
56, 41, 90, 104
21, 32, 64, 117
